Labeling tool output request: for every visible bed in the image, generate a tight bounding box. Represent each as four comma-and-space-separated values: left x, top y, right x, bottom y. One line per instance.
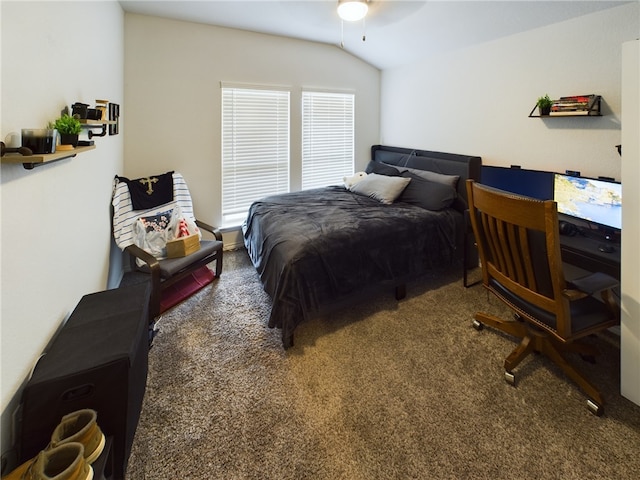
242, 145, 482, 347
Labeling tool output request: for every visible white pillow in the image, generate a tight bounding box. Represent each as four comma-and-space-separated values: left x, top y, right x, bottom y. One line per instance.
350, 173, 411, 204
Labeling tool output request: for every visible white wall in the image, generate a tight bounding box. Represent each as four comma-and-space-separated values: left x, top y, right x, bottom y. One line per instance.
380, 3, 639, 181
621, 39, 640, 405
1, 0, 124, 457
123, 13, 380, 248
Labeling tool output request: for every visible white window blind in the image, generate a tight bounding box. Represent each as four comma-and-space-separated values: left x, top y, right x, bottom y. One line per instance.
222, 87, 290, 225
302, 91, 355, 190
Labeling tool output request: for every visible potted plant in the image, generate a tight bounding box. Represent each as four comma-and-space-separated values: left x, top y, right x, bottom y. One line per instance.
536, 94, 553, 116
50, 114, 82, 147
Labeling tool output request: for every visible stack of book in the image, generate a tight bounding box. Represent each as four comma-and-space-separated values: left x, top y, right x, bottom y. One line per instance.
550, 94, 600, 116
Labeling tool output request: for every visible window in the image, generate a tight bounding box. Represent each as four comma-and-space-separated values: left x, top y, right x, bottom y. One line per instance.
221, 86, 290, 226
302, 91, 354, 190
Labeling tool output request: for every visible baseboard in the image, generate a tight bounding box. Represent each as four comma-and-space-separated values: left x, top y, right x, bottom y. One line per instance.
220, 227, 244, 251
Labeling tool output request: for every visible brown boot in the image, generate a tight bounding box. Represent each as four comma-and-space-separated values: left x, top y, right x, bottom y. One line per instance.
2, 443, 93, 480
49, 410, 105, 464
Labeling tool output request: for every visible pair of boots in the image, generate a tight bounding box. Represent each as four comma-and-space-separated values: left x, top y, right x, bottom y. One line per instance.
2, 409, 105, 480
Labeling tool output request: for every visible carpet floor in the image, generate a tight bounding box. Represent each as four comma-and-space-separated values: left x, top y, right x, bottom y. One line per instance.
126, 249, 640, 479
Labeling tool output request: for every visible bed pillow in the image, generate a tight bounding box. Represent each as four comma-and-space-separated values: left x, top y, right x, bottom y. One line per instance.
350, 173, 411, 204
365, 160, 402, 176
401, 166, 459, 190
398, 171, 457, 211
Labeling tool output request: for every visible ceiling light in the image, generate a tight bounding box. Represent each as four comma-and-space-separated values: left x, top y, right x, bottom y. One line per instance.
337, 0, 368, 22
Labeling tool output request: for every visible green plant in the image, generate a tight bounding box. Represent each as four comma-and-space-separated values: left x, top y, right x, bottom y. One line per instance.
536, 94, 553, 109
50, 114, 82, 135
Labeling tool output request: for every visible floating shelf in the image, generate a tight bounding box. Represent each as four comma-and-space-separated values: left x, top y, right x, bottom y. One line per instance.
1, 145, 96, 169
79, 119, 117, 125
529, 94, 602, 117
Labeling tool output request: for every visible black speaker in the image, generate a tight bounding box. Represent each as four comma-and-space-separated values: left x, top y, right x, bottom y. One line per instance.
19, 283, 150, 480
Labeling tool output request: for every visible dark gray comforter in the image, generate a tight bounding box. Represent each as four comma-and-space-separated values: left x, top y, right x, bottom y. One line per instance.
242, 186, 462, 347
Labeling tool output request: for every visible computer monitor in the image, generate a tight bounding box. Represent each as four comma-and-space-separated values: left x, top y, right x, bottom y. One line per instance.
553, 174, 622, 232
481, 166, 554, 200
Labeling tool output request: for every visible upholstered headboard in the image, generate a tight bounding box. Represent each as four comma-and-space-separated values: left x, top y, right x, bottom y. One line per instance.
371, 145, 482, 213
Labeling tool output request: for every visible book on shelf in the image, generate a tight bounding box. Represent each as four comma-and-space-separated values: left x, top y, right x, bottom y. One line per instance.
549, 110, 595, 116
557, 95, 593, 103
552, 102, 589, 109
549, 94, 600, 115
551, 107, 589, 113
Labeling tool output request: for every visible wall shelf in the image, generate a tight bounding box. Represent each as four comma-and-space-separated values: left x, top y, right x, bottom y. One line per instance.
80, 120, 116, 126
1, 145, 96, 169
529, 94, 602, 117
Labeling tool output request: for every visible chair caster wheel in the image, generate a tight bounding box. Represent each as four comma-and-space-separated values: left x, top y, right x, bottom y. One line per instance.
504, 371, 516, 385
472, 319, 484, 331
587, 399, 603, 416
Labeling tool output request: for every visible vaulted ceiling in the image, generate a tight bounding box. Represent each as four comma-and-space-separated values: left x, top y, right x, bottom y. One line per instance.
119, 1, 630, 69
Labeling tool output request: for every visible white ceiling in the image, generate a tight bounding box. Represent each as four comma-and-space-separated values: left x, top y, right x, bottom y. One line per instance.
119, 1, 630, 69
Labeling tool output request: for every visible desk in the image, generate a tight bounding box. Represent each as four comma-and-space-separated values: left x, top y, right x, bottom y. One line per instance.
560, 233, 621, 280
463, 215, 621, 287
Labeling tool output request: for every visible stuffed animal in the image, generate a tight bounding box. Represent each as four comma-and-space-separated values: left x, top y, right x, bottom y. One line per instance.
343, 171, 367, 189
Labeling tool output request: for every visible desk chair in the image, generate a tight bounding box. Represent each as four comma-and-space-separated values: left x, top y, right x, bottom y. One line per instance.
112, 172, 223, 322
466, 180, 619, 415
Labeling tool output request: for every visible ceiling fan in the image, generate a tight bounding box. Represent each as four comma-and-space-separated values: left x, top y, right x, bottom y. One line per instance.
277, 1, 427, 52
337, 0, 369, 22
337, 0, 369, 46
335, 0, 425, 47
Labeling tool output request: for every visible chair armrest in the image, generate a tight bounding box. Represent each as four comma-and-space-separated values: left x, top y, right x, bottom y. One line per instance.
567, 272, 619, 295
564, 272, 620, 319
125, 244, 160, 271
195, 219, 222, 241
124, 244, 162, 319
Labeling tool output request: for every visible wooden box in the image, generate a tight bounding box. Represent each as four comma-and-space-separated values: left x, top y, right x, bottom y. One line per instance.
166, 234, 200, 258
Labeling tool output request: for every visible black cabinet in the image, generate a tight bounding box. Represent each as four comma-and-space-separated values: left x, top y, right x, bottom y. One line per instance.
18, 283, 150, 480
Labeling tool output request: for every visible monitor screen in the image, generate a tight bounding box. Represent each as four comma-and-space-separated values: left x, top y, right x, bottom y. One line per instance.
553, 174, 622, 231
481, 166, 554, 200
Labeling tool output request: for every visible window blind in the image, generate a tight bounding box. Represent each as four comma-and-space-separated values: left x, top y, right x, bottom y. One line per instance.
302, 91, 355, 190
221, 87, 290, 225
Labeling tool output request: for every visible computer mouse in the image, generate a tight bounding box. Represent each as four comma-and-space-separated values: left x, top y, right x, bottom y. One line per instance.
598, 243, 614, 253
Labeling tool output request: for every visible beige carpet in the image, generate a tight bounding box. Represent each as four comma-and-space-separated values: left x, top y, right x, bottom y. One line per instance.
126, 249, 640, 479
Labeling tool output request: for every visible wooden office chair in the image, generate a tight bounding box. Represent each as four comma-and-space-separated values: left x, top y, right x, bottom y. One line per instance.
466, 180, 619, 415
112, 172, 223, 322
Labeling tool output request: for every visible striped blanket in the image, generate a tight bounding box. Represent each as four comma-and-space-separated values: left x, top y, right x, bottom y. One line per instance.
112, 172, 196, 250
